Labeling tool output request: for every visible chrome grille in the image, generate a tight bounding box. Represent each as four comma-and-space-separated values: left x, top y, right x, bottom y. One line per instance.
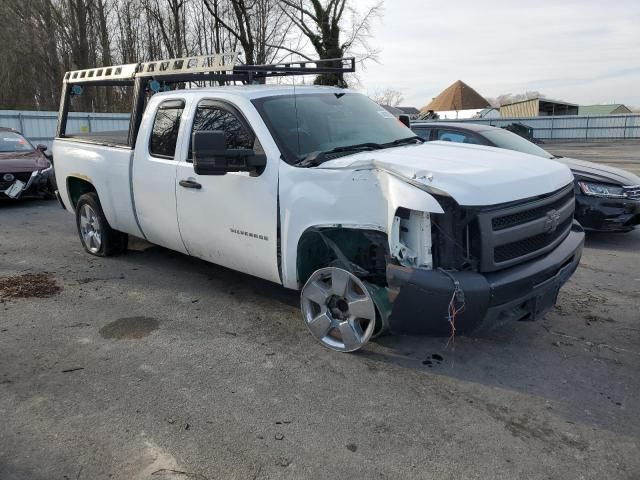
474, 184, 575, 272
624, 185, 640, 201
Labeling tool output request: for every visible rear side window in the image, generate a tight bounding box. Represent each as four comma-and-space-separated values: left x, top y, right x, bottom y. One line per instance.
149, 100, 185, 159
437, 129, 483, 145
413, 127, 433, 141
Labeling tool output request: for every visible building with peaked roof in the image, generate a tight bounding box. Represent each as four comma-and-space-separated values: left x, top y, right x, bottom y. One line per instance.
421, 80, 490, 111
420, 80, 491, 120
500, 97, 578, 117
578, 104, 632, 115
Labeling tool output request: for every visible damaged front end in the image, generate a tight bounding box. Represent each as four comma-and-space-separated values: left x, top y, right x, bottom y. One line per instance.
386, 185, 584, 336
298, 183, 584, 349
1, 167, 54, 199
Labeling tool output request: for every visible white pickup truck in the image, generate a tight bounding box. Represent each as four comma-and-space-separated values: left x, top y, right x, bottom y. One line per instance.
53, 55, 584, 352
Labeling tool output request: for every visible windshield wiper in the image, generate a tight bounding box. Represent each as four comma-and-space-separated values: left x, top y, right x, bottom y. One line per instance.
328, 142, 384, 153
380, 136, 424, 147
295, 137, 423, 167
296, 143, 382, 167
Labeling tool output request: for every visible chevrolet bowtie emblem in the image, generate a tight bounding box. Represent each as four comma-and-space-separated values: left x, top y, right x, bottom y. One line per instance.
544, 209, 561, 234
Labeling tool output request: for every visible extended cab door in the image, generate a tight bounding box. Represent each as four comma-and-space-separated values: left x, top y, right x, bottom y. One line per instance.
175, 98, 281, 284
131, 98, 188, 253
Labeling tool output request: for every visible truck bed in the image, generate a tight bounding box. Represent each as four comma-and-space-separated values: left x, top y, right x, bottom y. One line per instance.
52, 137, 142, 238
66, 130, 129, 147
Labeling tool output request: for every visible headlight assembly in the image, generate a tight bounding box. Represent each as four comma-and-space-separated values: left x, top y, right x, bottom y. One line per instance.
578, 181, 627, 199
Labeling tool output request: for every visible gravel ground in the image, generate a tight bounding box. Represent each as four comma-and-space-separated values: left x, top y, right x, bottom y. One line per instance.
1, 199, 639, 480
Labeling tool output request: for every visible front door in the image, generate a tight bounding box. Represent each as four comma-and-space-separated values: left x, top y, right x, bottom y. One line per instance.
175, 99, 280, 283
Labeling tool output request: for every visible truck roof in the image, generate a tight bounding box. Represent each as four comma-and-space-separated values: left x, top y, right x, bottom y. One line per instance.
152, 84, 349, 100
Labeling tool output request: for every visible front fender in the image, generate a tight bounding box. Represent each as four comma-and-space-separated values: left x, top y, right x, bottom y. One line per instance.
279, 163, 444, 289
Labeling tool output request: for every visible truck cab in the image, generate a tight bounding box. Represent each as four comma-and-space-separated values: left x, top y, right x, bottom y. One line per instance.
52, 55, 585, 352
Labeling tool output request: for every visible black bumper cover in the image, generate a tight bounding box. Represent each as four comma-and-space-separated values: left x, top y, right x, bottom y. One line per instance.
575, 195, 640, 232
387, 223, 585, 336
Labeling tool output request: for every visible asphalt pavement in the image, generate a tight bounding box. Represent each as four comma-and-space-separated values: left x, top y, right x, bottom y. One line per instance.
1, 199, 639, 480
546, 140, 640, 176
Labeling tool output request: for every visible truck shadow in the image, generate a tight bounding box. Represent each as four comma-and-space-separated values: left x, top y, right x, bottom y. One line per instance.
114, 243, 637, 439
122, 243, 300, 309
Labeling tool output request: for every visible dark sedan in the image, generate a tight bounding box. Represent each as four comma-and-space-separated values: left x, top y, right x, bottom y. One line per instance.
0, 128, 55, 199
411, 122, 640, 232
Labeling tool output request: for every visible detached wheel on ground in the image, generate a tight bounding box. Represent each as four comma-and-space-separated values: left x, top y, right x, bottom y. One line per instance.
300, 267, 377, 352
75, 192, 127, 256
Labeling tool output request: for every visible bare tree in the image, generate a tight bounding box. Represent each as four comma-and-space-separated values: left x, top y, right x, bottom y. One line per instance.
202, 0, 296, 66
486, 91, 545, 107
279, 0, 382, 85
0, 0, 383, 110
0, 0, 65, 110
372, 88, 404, 107
144, 0, 188, 58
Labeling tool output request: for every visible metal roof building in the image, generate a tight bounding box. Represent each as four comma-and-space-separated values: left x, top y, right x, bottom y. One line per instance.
499, 98, 578, 117
397, 107, 420, 118
578, 104, 632, 115
380, 104, 404, 117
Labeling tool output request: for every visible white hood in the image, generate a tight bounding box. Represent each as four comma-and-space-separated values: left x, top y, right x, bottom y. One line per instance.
317, 141, 574, 206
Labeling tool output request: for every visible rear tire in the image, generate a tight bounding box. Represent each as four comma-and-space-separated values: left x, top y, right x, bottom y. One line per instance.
76, 192, 127, 256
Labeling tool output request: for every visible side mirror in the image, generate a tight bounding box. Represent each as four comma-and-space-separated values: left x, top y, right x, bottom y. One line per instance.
192, 130, 266, 176
398, 115, 411, 128
36, 144, 53, 161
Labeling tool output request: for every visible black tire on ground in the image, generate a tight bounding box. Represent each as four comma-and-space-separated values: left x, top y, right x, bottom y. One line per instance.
75, 192, 128, 256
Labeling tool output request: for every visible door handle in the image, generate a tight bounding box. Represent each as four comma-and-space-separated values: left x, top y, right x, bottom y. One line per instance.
179, 179, 202, 189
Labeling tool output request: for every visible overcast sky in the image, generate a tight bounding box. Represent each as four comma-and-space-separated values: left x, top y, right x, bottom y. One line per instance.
352, 0, 640, 109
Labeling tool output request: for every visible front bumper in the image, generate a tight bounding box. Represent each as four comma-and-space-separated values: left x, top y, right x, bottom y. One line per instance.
575, 194, 640, 232
0, 168, 53, 199
386, 222, 585, 336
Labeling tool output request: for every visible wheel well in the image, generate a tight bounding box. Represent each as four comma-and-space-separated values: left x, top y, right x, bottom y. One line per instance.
296, 227, 389, 288
67, 177, 96, 210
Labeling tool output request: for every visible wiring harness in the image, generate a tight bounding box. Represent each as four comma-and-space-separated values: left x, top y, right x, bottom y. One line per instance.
438, 268, 466, 346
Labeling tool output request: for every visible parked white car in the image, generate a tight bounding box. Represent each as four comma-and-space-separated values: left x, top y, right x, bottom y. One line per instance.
52, 56, 584, 352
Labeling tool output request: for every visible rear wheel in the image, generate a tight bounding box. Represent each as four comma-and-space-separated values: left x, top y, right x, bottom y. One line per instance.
300, 267, 377, 352
76, 192, 127, 256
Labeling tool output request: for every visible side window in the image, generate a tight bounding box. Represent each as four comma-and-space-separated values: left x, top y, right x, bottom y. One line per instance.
149, 100, 185, 159
413, 127, 432, 141
190, 102, 254, 160
437, 129, 482, 144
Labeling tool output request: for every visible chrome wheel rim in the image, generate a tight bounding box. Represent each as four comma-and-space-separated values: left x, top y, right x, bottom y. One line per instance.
300, 267, 376, 352
79, 204, 102, 253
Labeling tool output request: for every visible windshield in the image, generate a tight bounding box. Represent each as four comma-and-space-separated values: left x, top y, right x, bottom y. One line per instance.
482, 129, 553, 159
252, 93, 415, 164
0, 131, 34, 153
